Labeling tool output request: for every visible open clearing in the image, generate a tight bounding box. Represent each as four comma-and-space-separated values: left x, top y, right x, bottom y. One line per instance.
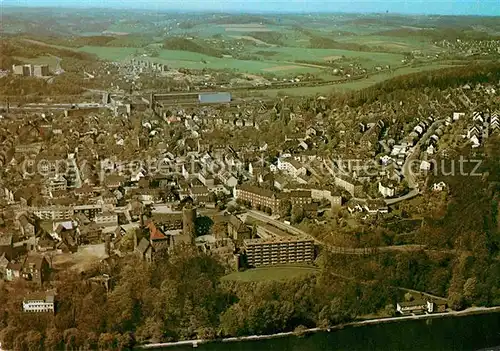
251, 46, 405, 69
77, 46, 320, 75
51, 243, 107, 273
223, 23, 272, 32
229, 35, 275, 46
222, 265, 319, 282
262, 65, 304, 72
336, 35, 443, 54
249, 63, 462, 97
14, 55, 59, 70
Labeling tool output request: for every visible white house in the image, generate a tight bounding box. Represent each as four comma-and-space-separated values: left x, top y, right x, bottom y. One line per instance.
378, 182, 395, 198
472, 111, 483, 123
470, 135, 481, 148
380, 155, 393, 166
414, 125, 424, 135
277, 158, 307, 178
467, 125, 481, 140
453, 112, 465, 121
420, 161, 432, 172
426, 145, 436, 155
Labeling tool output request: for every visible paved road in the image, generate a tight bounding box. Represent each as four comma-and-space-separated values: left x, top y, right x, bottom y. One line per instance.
385, 189, 420, 205
402, 119, 444, 189
384, 119, 444, 205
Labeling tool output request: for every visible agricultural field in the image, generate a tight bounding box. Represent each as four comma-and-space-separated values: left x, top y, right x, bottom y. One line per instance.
8, 10, 495, 96
248, 46, 405, 68
335, 34, 443, 54
222, 265, 319, 282
77, 46, 140, 61
77, 46, 322, 75
249, 62, 462, 97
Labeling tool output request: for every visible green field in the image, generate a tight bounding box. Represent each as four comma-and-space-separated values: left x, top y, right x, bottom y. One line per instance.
76, 44, 405, 76
249, 63, 462, 97
222, 265, 319, 282
77, 45, 322, 75
249, 46, 405, 68
77, 46, 139, 61
336, 35, 442, 54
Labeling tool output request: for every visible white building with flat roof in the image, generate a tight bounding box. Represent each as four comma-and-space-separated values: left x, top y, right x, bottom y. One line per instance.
23, 291, 55, 314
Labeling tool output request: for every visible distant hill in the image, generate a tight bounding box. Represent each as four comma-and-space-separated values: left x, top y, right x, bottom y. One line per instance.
212, 15, 276, 25
162, 37, 225, 58
25, 35, 154, 48
308, 36, 369, 51
374, 28, 500, 41
0, 37, 100, 76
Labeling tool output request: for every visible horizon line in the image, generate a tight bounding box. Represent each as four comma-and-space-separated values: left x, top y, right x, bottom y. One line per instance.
1, 4, 499, 17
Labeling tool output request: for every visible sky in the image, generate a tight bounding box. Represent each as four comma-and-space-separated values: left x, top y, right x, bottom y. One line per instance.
2, 0, 500, 16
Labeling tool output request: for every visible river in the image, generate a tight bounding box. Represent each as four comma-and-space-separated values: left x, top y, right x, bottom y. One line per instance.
160, 312, 500, 351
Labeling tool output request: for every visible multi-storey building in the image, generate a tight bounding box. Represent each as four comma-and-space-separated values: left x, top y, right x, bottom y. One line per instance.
277, 158, 307, 178
243, 236, 314, 267
287, 190, 312, 206
334, 175, 363, 197
73, 204, 102, 220
94, 212, 118, 227
43, 175, 67, 196
33, 65, 49, 77
30, 206, 73, 221
22, 290, 55, 314
234, 184, 281, 213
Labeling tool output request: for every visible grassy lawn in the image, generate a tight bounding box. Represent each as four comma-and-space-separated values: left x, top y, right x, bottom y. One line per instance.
222, 265, 319, 282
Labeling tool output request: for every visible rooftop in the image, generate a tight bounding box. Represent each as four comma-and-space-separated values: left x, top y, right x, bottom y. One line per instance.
237, 184, 277, 199
243, 236, 313, 245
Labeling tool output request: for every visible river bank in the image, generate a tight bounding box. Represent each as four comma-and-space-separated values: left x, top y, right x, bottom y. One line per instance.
140, 305, 500, 349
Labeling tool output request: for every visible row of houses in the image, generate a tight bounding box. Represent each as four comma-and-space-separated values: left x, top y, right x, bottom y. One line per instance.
465, 111, 500, 148
347, 199, 389, 215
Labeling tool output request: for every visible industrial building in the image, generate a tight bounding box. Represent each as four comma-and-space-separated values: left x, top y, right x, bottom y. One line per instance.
33, 65, 50, 77
198, 92, 231, 104
150, 91, 232, 110
243, 236, 315, 267
12, 64, 32, 76
12, 64, 49, 77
